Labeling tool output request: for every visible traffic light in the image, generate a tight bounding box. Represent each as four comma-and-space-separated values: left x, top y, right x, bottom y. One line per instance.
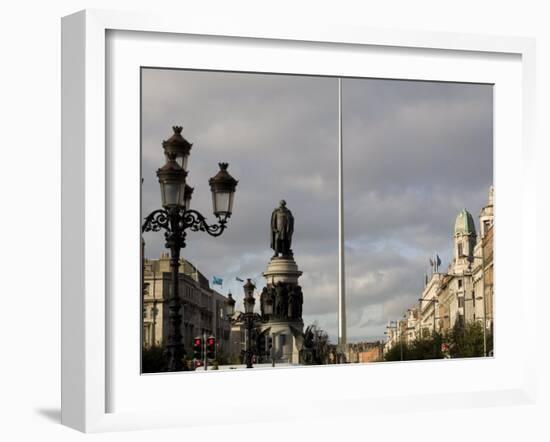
193, 337, 203, 361
206, 336, 216, 360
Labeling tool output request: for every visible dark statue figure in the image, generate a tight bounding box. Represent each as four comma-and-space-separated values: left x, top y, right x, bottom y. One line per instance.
260, 282, 304, 321
274, 283, 287, 318
288, 286, 296, 319
260, 287, 268, 317
270, 200, 294, 258
287, 285, 303, 320
294, 285, 303, 319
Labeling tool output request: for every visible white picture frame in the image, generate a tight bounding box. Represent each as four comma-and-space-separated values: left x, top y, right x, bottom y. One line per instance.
61, 9, 537, 433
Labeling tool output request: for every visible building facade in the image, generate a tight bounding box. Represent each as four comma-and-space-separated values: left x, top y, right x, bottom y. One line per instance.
346, 341, 384, 363
385, 187, 495, 354
142, 252, 231, 358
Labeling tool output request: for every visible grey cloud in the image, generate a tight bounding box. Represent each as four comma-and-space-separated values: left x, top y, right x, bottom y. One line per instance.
142, 68, 340, 337
343, 78, 492, 341
141, 70, 492, 343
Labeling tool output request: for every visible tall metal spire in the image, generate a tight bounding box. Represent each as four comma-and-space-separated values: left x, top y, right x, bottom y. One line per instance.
338, 77, 347, 347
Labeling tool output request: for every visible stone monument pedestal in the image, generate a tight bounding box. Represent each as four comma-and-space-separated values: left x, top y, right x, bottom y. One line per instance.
260, 255, 304, 364
259, 320, 303, 364
262, 256, 302, 285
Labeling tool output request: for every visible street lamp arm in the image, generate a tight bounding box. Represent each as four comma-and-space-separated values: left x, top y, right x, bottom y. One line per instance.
142, 207, 229, 239
182, 208, 228, 237
229, 312, 265, 325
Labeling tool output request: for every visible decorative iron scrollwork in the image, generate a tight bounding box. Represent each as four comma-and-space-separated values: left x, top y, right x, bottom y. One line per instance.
142, 208, 228, 239
142, 209, 170, 233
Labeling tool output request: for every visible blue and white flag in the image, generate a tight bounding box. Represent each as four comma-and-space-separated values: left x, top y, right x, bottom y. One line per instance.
212, 276, 223, 286
235, 277, 244, 282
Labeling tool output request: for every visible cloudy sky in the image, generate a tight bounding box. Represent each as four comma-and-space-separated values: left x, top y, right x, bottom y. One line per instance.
141, 69, 492, 343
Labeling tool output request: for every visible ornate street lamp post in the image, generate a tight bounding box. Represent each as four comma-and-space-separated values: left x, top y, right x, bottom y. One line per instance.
225, 279, 265, 368
242, 279, 256, 369
142, 126, 238, 372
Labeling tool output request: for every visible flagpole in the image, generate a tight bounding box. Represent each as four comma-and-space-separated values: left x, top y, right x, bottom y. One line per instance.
338, 77, 347, 348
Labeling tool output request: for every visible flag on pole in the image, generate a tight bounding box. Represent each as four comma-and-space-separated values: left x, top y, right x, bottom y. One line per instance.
212, 276, 223, 286
235, 277, 244, 282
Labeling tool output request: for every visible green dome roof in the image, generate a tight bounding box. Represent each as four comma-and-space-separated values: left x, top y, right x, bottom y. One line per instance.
454, 209, 476, 236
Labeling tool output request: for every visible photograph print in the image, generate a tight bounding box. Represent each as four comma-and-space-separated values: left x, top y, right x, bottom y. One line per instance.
140, 68, 493, 373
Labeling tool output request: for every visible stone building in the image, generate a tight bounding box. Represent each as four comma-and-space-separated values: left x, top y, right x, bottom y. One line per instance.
346, 341, 384, 363
439, 189, 494, 333
384, 326, 397, 354
418, 273, 445, 337
385, 186, 495, 353
142, 252, 231, 356
437, 207, 478, 329
482, 223, 494, 335
473, 186, 494, 334
383, 319, 407, 354
404, 308, 420, 343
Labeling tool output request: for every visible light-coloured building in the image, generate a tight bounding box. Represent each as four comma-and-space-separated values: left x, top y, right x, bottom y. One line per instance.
384, 326, 397, 354
473, 186, 494, 334
482, 222, 494, 335
404, 308, 420, 343
383, 319, 407, 354
142, 252, 231, 357
418, 273, 445, 337
385, 187, 495, 352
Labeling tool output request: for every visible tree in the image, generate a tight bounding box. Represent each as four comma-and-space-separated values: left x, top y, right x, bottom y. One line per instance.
384, 332, 444, 362
301, 323, 332, 365
383, 340, 408, 361
383, 319, 491, 361
409, 332, 444, 360
142, 346, 166, 373
142, 345, 195, 372
448, 319, 485, 358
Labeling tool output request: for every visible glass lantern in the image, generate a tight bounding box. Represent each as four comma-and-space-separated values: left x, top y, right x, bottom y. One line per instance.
243, 278, 256, 314
156, 153, 187, 208
225, 292, 236, 317
183, 184, 194, 210
209, 163, 238, 218
244, 294, 256, 314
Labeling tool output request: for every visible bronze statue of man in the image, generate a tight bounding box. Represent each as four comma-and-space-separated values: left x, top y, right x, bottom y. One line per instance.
270, 200, 294, 258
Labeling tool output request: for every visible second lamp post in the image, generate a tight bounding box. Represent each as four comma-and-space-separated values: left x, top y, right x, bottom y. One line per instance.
226, 279, 264, 368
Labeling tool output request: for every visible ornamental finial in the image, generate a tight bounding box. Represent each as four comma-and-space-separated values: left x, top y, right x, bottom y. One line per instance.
172, 126, 183, 135
218, 162, 229, 170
